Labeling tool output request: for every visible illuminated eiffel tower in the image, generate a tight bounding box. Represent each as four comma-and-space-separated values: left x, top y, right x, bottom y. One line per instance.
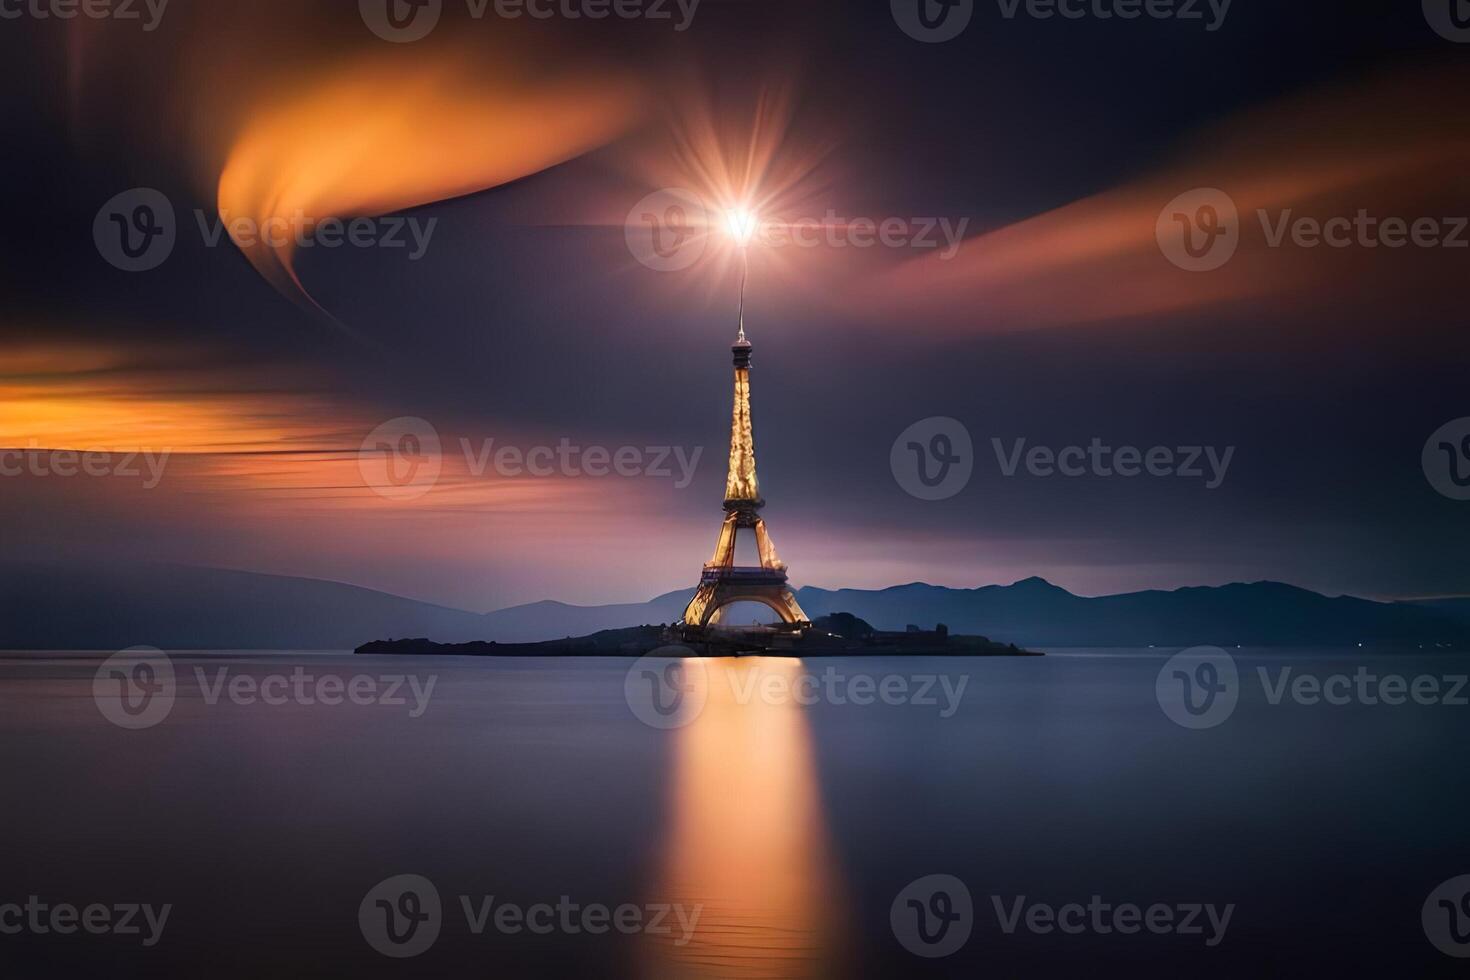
681, 321, 810, 630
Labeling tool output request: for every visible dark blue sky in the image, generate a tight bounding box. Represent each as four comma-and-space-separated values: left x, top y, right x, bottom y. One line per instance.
3, 0, 1468, 609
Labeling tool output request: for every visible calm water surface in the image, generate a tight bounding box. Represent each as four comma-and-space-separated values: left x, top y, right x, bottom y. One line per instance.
1, 649, 1467, 976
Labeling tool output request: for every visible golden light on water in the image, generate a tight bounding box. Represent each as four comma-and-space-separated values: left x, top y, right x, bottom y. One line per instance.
643, 658, 848, 979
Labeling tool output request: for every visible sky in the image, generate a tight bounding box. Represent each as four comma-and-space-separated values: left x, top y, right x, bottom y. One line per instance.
2, 0, 1469, 611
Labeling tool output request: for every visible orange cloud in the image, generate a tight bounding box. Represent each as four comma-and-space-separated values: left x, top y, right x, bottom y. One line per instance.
216, 51, 644, 317
852, 65, 1470, 333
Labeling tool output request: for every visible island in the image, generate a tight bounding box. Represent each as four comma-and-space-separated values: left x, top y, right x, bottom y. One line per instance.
355, 613, 1041, 657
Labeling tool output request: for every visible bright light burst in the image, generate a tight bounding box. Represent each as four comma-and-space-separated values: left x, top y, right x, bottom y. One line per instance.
724, 207, 760, 247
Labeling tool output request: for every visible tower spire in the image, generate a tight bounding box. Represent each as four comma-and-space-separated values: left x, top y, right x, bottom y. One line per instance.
735, 247, 749, 345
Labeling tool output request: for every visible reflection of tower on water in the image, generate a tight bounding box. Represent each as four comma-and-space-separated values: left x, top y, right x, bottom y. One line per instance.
641, 658, 848, 979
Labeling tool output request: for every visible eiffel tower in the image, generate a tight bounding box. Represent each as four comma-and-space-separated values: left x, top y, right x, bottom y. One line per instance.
681, 323, 810, 630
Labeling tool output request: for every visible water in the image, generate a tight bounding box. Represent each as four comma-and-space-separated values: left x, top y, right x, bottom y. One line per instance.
1, 649, 1467, 976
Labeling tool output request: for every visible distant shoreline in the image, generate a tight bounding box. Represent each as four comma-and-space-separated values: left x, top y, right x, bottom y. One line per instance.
355, 623, 1041, 658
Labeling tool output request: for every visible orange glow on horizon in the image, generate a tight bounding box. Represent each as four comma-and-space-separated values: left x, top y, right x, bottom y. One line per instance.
0, 345, 335, 454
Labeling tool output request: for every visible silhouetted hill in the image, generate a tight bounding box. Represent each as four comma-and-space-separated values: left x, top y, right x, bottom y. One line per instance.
797, 579, 1470, 647
0, 562, 490, 650
477, 591, 693, 642
2, 562, 1466, 650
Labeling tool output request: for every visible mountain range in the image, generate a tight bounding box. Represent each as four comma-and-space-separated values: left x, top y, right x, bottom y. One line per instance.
2, 562, 1468, 650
